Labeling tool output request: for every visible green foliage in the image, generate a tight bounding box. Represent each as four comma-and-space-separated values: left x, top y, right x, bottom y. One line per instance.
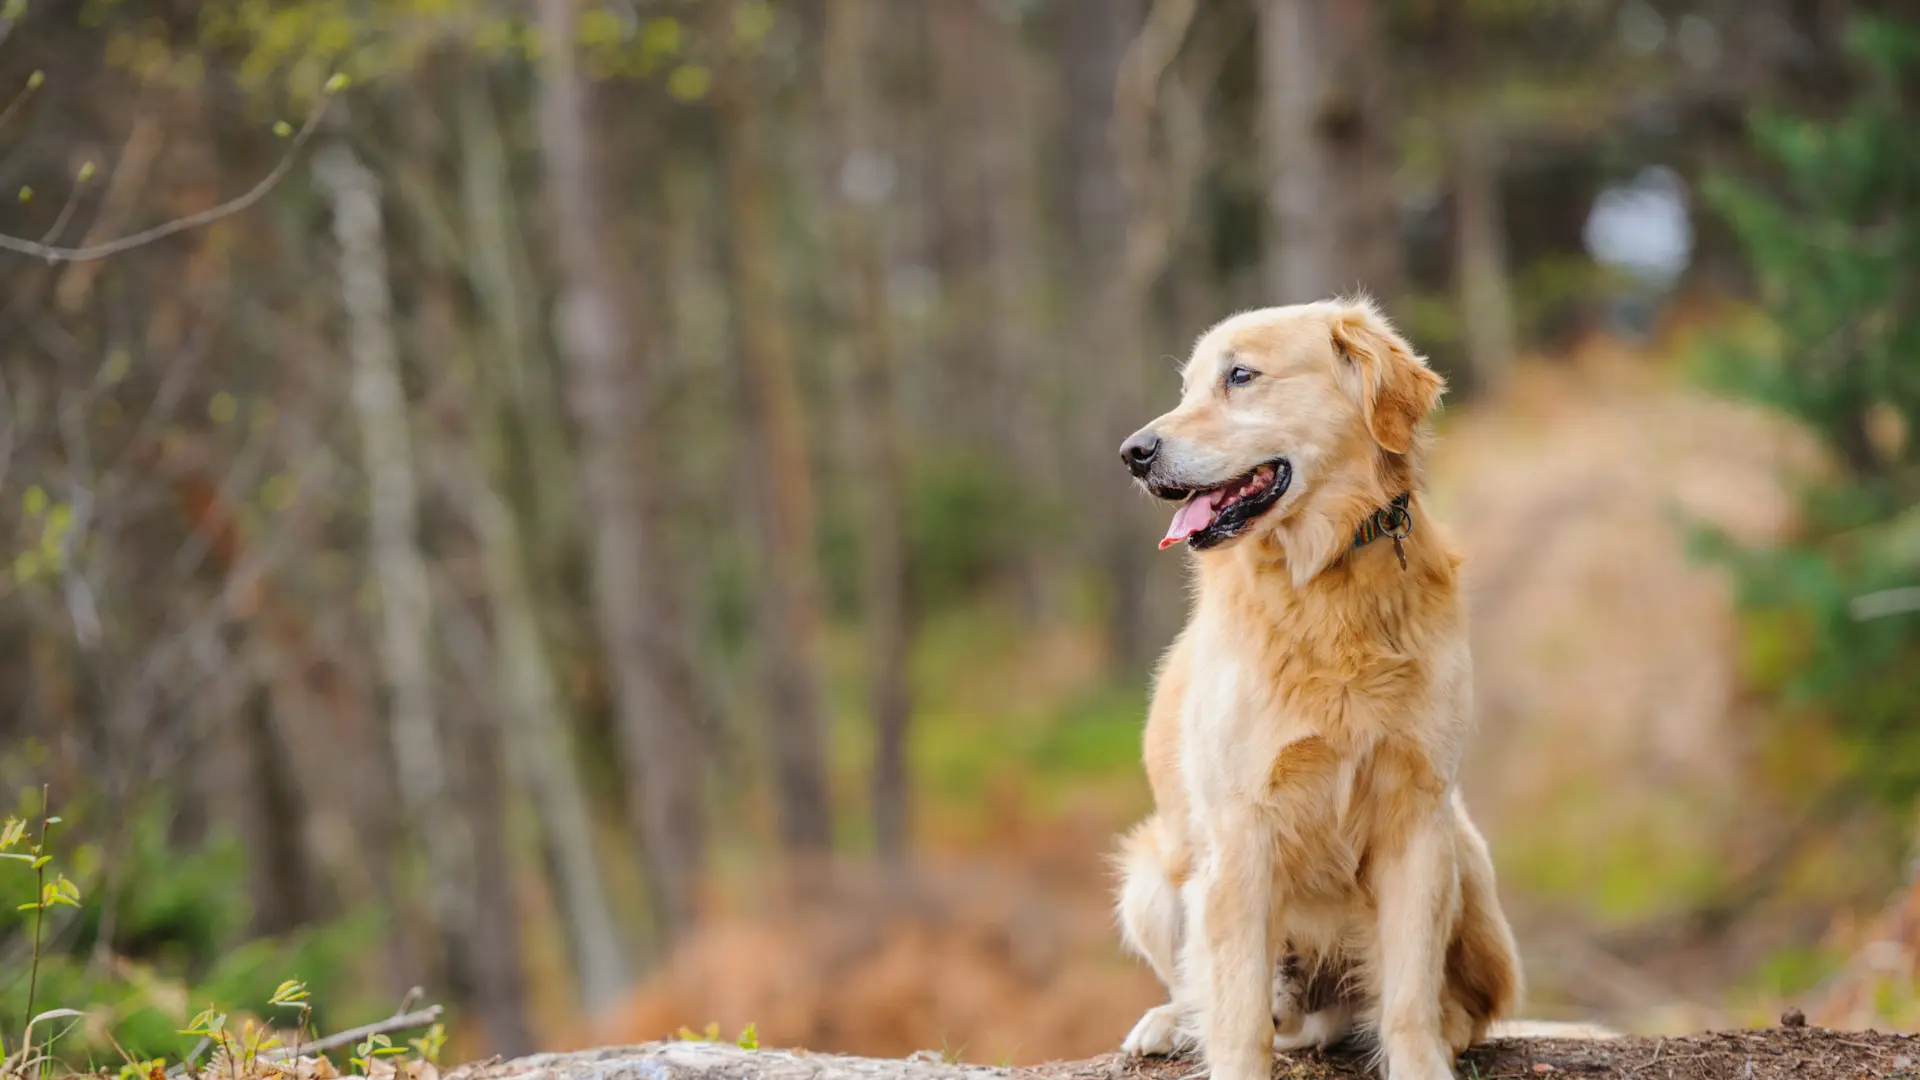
670, 1021, 758, 1046
175, 0, 764, 105
818, 453, 1041, 619
8, 484, 75, 587
1696, 15, 1920, 805
904, 456, 1039, 609
0, 801, 378, 1068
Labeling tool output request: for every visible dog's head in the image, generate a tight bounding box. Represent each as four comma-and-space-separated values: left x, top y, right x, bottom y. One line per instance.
1119, 297, 1443, 582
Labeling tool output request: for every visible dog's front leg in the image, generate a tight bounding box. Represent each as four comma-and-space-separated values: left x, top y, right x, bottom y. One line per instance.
1371, 802, 1461, 1080
1185, 809, 1275, 1080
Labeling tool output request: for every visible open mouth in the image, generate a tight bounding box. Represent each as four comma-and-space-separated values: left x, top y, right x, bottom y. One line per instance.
1154, 458, 1293, 551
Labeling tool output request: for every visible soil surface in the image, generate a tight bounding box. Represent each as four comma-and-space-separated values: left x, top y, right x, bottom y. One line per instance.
464, 1027, 1918, 1080
1048, 1028, 1917, 1080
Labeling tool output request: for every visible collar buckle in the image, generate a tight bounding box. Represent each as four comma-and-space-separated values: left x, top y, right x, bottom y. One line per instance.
1353, 492, 1414, 571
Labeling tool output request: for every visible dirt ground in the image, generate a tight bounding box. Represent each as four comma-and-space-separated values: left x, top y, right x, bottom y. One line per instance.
474, 1027, 1920, 1080
1048, 1027, 1918, 1080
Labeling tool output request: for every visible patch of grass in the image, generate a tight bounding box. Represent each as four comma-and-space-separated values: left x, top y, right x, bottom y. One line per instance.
1743, 944, 1842, 1001
0, 798, 404, 1080
1494, 775, 1729, 924
822, 596, 1150, 840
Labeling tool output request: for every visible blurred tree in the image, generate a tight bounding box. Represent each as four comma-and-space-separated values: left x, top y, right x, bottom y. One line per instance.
534, 0, 708, 940
713, 0, 836, 856
1702, 14, 1920, 803
314, 137, 477, 999
449, 66, 633, 1011
1261, 0, 1401, 304
823, 0, 915, 861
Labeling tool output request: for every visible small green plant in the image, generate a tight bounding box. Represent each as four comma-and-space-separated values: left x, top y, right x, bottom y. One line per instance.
268, 980, 315, 1065
1, 803, 438, 1080
672, 1023, 758, 1049
2, 788, 82, 1074
405, 1025, 445, 1066
349, 1032, 408, 1072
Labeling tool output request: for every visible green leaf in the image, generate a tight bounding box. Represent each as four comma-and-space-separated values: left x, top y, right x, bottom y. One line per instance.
731, 0, 775, 51
408, 1024, 447, 1065
270, 979, 311, 1007
181, 1007, 227, 1037
665, 64, 709, 103
12, 550, 42, 584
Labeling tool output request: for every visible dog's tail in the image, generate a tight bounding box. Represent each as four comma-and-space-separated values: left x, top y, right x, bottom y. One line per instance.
1113, 816, 1185, 989
1487, 1019, 1621, 1040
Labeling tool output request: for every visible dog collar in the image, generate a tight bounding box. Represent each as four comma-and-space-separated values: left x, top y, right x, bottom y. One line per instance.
1351, 492, 1413, 569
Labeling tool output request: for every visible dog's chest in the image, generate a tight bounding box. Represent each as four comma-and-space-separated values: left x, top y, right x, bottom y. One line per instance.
1179, 616, 1442, 891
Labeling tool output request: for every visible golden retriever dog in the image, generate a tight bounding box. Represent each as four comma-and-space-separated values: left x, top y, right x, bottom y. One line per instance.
1112, 297, 1523, 1080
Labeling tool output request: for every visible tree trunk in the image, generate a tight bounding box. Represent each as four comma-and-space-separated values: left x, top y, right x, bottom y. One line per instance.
1061, 0, 1155, 675
1447, 115, 1516, 396
1260, 0, 1401, 304
314, 140, 475, 982
468, 464, 635, 1008
714, 16, 836, 856
824, 0, 915, 861
924, 0, 1058, 623
240, 684, 322, 937
535, 0, 707, 942
450, 683, 537, 1058
456, 70, 633, 1010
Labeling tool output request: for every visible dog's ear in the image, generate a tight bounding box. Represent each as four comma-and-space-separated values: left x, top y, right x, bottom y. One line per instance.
1330, 300, 1444, 455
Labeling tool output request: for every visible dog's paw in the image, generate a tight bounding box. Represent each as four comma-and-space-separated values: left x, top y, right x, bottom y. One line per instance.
1382, 1035, 1457, 1080
1121, 1004, 1193, 1057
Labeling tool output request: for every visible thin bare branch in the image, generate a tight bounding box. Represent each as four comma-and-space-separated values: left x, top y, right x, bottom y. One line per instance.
0, 90, 337, 264
1852, 586, 1920, 621
0, 70, 39, 130
161, 1006, 444, 1079
280, 1004, 444, 1060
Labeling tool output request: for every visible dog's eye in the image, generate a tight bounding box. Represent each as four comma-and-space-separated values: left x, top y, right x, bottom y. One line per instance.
1225, 365, 1257, 389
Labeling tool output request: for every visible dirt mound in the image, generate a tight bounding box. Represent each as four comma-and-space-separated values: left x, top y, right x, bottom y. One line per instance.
584, 854, 1161, 1065
1064, 1026, 1917, 1080
1430, 344, 1825, 945
472, 1027, 1920, 1080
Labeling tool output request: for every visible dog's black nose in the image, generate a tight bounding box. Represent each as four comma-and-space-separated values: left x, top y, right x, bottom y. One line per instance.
1120, 431, 1160, 478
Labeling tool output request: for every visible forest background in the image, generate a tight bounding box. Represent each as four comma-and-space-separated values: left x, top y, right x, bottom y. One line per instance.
3, 0, 1919, 1067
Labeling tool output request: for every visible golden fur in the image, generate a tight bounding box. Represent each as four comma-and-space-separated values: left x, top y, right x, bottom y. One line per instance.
1113, 298, 1523, 1080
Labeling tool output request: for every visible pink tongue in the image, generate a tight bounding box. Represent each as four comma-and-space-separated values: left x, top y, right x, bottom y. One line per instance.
1160, 490, 1225, 550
